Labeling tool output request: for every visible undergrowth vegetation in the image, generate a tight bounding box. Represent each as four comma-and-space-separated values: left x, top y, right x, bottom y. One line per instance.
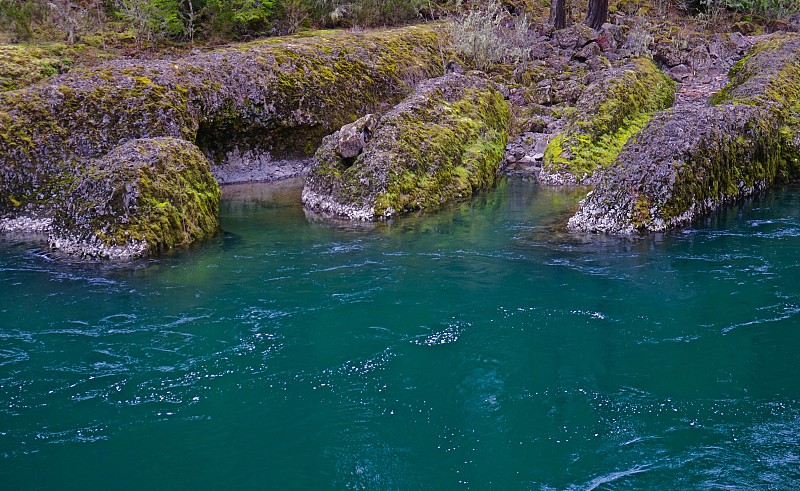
447, 0, 531, 71
1, 0, 799, 48
0, 0, 458, 45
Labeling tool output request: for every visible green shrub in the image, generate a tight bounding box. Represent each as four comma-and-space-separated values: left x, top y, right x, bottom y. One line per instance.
204, 0, 275, 38
696, 0, 800, 21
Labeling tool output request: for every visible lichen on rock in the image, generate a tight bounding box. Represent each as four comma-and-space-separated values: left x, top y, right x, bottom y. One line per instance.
0, 24, 448, 190
569, 105, 784, 234
302, 73, 510, 220
569, 33, 800, 234
541, 58, 676, 185
49, 138, 220, 259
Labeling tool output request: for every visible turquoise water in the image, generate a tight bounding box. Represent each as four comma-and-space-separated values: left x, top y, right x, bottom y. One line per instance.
1, 178, 799, 490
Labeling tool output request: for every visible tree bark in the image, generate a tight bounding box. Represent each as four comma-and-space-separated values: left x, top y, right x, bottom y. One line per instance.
549, 0, 566, 29
585, 0, 608, 30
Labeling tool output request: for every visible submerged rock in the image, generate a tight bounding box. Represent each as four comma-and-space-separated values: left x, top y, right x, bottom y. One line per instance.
570, 33, 800, 234
302, 74, 509, 220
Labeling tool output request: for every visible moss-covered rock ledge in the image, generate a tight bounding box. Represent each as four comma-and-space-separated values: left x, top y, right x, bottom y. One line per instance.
302, 73, 509, 220
0, 24, 446, 188
541, 58, 676, 186
0, 25, 447, 258
569, 33, 800, 234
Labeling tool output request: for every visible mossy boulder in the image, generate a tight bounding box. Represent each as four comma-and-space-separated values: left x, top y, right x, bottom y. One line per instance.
49, 138, 220, 259
541, 58, 676, 185
302, 73, 509, 220
569, 105, 785, 233
569, 33, 800, 234
709, 33, 800, 110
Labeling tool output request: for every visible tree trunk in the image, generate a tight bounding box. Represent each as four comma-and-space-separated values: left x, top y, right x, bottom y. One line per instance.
549, 0, 566, 29
585, 0, 608, 30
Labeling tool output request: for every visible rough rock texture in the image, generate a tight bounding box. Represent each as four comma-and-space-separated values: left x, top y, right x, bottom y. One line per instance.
499, 19, 750, 182
710, 33, 800, 109
0, 25, 446, 257
337, 113, 378, 158
0, 137, 215, 259
570, 33, 800, 234
541, 58, 676, 185
653, 31, 745, 75
302, 74, 509, 220
47, 138, 220, 259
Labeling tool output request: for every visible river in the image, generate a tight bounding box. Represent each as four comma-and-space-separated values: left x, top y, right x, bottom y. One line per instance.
1, 178, 799, 489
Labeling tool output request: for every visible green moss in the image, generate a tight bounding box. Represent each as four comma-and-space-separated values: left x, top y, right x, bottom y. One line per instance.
631, 195, 652, 227
2, 25, 453, 255
543, 58, 677, 181
711, 33, 800, 110
659, 109, 784, 223
192, 24, 448, 164
0, 43, 77, 92
306, 75, 508, 220
53, 138, 220, 256
707, 32, 800, 185
373, 88, 507, 217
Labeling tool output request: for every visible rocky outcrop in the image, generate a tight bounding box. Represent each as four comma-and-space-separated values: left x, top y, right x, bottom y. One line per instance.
0, 24, 445, 185
0, 137, 220, 259
570, 33, 800, 234
0, 25, 447, 257
541, 58, 676, 185
49, 138, 220, 259
302, 74, 509, 220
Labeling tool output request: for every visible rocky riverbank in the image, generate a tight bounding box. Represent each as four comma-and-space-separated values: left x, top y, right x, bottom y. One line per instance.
569, 33, 800, 234
500, 22, 751, 181
2, 13, 800, 258
0, 24, 448, 258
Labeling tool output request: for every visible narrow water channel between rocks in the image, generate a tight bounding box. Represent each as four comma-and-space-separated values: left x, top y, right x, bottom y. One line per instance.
1, 178, 799, 489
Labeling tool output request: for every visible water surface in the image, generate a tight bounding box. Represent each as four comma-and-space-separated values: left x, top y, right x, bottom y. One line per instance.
1, 178, 799, 489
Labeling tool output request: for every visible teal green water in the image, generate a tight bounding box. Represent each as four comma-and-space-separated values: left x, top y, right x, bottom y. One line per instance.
1, 178, 799, 489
